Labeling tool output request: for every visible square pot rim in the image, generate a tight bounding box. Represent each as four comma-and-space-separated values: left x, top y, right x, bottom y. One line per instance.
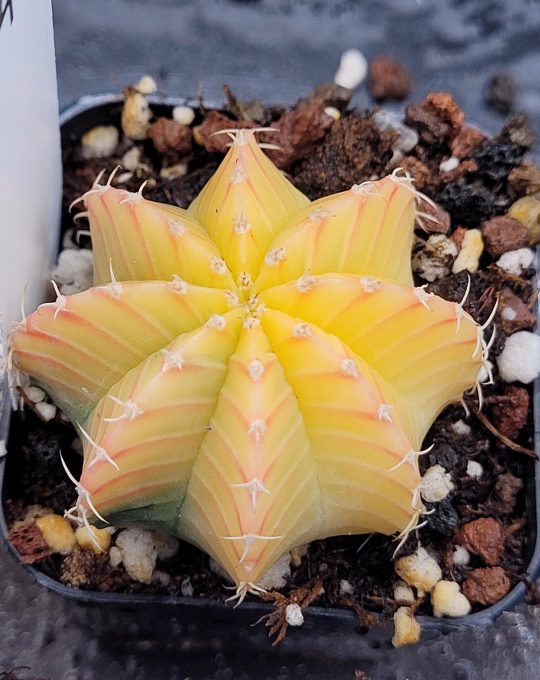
0, 93, 539, 637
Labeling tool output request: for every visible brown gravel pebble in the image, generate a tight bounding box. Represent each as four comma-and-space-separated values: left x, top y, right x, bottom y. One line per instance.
493, 472, 524, 514
368, 56, 412, 102
499, 113, 535, 149
398, 156, 432, 191
450, 126, 487, 159
459, 517, 505, 566
61, 546, 131, 591
496, 288, 537, 335
508, 162, 540, 196
148, 118, 192, 157
8, 522, 52, 564
405, 92, 465, 145
451, 226, 468, 250
481, 215, 530, 257
265, 101, 334, 169
193, 111, 256, 153
414, 199, 451, 234
293, 113, 396, 199
462, 567, 511, 605
487, 386, 530, 440
302, 82, 353, 109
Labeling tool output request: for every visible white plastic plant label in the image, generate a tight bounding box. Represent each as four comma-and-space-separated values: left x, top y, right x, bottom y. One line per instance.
0, 0, 61, 339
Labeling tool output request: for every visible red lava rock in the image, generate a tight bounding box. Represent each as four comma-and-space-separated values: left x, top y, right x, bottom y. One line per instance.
8, 522, 52, 564
496, 288, 537, 335
399, 156, 432, 191
481, 215, 530, 257
462, 567, 511, 605
193, 111, 257, 153
493, 472, 524, 514
459, 517, 505, 566
451, 226, 468, 250
368, 56, 412, 102
450, 126, 487, 158
508, 162, 540, 195
264, 101, 335, 169
148, 117, 192, 157
414, 198, 451, 234
487, 385, 530, 439
405, 92, 465, 145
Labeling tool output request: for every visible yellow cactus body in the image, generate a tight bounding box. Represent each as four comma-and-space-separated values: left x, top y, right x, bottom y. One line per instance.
10, 130, 483, 588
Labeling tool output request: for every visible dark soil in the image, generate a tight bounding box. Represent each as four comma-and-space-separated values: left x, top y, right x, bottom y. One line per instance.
4, 84, 538, 622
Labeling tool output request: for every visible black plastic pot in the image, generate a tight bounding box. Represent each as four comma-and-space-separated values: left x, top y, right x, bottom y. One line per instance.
1, 95, 539, 655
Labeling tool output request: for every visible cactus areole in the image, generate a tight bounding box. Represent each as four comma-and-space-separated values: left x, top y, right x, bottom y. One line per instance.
10, 129, 485, 598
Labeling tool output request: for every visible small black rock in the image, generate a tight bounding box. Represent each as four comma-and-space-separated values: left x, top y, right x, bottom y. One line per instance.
429, 444, 458, 471
436, 181, 494, 227
424, 499, 459, 537
472, 141, 525, 183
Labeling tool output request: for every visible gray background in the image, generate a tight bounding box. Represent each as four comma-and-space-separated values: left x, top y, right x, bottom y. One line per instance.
1, 1, 540, 678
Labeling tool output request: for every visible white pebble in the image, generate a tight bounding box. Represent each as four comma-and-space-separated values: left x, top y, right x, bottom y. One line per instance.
181, 577, 194, 597
334, 49, 368, 90
81, 125, 119, 159
257, 552, 291, 590
466, 460, 483, 479
136, 75, 157, 95
173, 106, 196, 126
395, 546, 442, 596
109, 546, 123, 568
0, 440, 6, 458
121, 146, 142, 172
160, 163, 188, 180
412, 234, 458, 282
285, 603, 304, 627
452, 229, 484, 274
24, 386, 46, 403
324, 106, 341, 121
339, 579, 354, 596
420, 465, 454, 503
115, 528, 158, 583
35, 402, 56, 422
452, 545, 470, 566
451, 420, 471, 436
392, 607, 421, 648
52, 249, 93, 295
496, 331, 540, 384
431, 580, 471, 618
439, 156, 460, 173
122, 90, 152, 140
477, 360, 493, 384
393, 581, 416, 604
496, 248, 535, 276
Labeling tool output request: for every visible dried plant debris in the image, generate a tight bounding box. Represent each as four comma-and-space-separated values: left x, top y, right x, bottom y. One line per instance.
6, 79, 539, 642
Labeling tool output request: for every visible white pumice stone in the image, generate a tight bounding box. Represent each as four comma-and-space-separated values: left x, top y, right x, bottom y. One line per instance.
393, 581, 416, 604
392, 607, 421, 648
496, 331, 540, 384
172, 105, 196, 126
452, 545, 471, 566
477, 360, 493, 384
339, 579, 355, 596
324, 106, 341, 121
52, 249, 93, 295
257, 552, 292, 590
334, 49, 368, 89
115, 528, 158, 583
439, 156, 460, 172
136, 75, 157, 94
466, 460, 484, 479
452, 229, 484, 274
121, 146, 142, 172
496, 248, 535, 276
420, 465, 454, 502
24, 386, 46, 403
109, 546, 123, 568
81, 125, 119, 159
395, 546, 442, 596
35, 402, 56, 422
285, 603, 304, 627
451, 420, 472, 436
181, 577, 194, 597
122, 90, 152, 140
431, 580, 471, 618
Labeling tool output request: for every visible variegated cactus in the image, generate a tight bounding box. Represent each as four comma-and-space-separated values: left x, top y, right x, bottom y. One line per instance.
10, 129, 486, 598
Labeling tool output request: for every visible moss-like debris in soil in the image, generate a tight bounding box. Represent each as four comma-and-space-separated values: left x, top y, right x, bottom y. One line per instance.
5, 85, 538, 623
